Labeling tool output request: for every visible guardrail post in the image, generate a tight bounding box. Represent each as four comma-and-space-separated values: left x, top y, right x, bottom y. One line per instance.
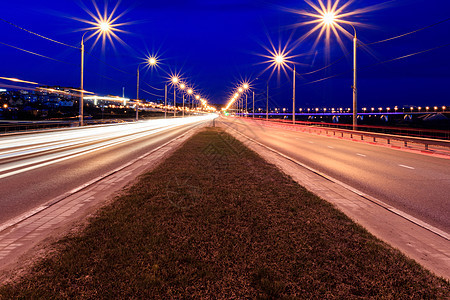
361, 135, 364, 141
425, 144, 428, 151
341, 132, 344, 137
373, 137, 376, 142
404, 141, 408, 147
387, 139, 390, 145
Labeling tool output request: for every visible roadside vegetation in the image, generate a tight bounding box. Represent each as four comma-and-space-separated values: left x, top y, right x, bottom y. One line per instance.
1, 127, 448, 298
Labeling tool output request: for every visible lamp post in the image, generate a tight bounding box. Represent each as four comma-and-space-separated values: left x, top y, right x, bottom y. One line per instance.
171, 76, 179, 118
179, 83, 186, 117
266, 82, 269, 121
252, 91, 255, 119
136, 56, 157, 121
351, 25, 358, 130
79, 21, 115, 126
187, 88, 194, 113
293, 65, 296, 124
274, 54, 297, 124
195, 95, 200, 111
304, 5, 359, 130
243, 83, 249, 117
80, 32, 88, 127
164, 84, 167, 119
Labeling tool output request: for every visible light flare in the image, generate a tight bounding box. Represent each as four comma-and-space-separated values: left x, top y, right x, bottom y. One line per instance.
288, 0, 389, 56
74, 0, 132, 51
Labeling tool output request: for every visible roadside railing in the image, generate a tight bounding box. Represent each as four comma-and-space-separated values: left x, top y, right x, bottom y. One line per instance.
240, 117, 450, 155
242, 116, 450, 140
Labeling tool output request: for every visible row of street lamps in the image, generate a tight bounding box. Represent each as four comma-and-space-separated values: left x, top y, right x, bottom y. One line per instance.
225, 1, 360, 130
79, 19, 213, 126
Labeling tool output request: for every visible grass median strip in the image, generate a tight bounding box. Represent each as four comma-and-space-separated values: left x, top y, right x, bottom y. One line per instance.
1, 127, 449, 298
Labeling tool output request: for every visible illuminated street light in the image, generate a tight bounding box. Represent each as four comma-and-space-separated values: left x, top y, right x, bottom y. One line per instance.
79, 12, 122, 126
171, 76, 180, 117
301, 0, 361, 130
242, 84, 249, 116
275, 55, 285, 65
272, 52, 297, 124
179, 83, 186, 117
136, 56, 158, 121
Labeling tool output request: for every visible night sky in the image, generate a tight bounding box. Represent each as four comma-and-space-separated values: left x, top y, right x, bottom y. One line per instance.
1, 0, 449, 110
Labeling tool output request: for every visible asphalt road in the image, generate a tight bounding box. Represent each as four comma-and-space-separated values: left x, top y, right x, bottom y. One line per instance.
0, 115, 216, 225
221, 117, 450, 233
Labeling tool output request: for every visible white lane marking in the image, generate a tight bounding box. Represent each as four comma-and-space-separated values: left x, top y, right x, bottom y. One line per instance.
399, 164, 415, 170
308, 141, 314, 144
356, 153, 367, 157
327, 146, 335, 149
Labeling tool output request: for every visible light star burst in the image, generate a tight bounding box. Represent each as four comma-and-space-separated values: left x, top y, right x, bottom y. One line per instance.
73, 0, 132, 51
289, 0, 389, 56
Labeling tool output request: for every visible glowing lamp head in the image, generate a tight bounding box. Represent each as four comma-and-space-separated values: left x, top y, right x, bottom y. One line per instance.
179, 83, 186, 89
99, 21, 111, 32
195, 95, 200, 100
234, 93, 239, 98
322, 12, 336, 25
148, 57, 157, 66
238, 88, 244, 93
172, 77, 179, 84
187, 88, 193, 95
275, 55, 285, 65
243, 83, 249, 90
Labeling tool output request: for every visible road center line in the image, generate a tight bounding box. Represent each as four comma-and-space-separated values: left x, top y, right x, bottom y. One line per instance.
327, 146, 335, 149
399, 164, 415, 170
356, 153, 366, 157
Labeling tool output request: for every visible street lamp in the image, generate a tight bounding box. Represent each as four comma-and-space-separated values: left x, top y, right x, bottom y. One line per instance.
136, 56, 158, 121
179, 83, 186, 117
195, 94, 200, 110
187, 88, 194, 111
301, 1, 360, 130
243, 83, 249, 116
172, 76, 179, 117
80, 22, 113, 126
272, 53, 297, 124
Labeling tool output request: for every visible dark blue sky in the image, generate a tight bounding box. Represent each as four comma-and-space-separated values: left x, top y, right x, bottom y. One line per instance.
1, 0, 449, 109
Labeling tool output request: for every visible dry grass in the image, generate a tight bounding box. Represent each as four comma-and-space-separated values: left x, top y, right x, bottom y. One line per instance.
1, 127, 448, 298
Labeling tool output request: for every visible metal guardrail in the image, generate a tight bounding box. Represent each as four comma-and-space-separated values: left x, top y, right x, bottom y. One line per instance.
240, 115, 450, 140
243, 117, 450, 153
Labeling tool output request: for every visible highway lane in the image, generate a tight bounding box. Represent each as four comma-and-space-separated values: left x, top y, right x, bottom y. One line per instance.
221, 117, 450, 233
0, 115, 216, 225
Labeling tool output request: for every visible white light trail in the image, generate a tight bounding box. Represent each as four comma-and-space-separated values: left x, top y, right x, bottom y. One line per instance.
0, 115, 217, 179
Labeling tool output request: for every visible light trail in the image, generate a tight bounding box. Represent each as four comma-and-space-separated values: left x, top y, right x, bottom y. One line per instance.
0, 115, 216, 179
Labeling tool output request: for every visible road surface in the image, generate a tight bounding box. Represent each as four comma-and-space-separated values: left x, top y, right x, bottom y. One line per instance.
0, 115, 216, 225
221, 117, 450, 233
